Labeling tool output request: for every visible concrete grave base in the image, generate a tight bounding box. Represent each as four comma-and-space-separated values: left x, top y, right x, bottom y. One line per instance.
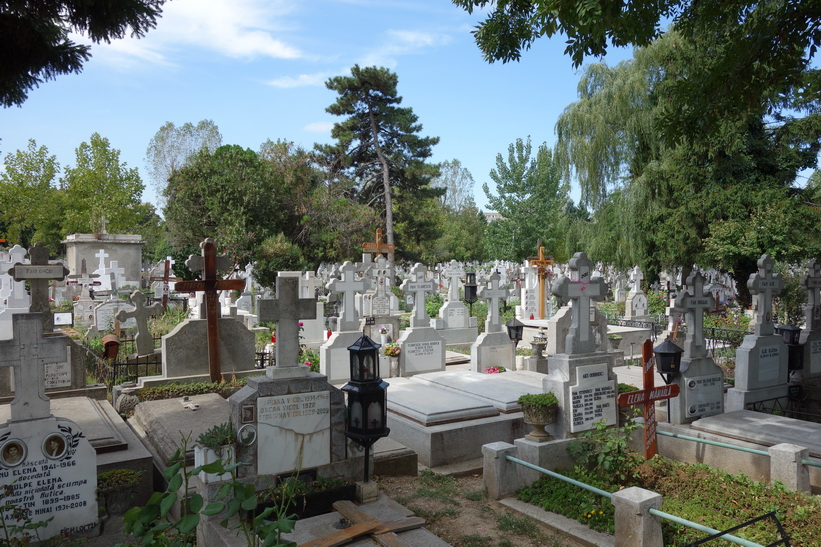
725, 383, 789, 412
435, 325, 479, 345
668, 355, 724, 425
470, 330, 514, 372
320, 330, 363, 384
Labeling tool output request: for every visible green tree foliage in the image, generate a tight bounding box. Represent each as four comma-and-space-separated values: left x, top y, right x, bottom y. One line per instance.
318, 65, 443, 261
433, 198, 487, 263
61, 132, 146, 235
483, 137, 569, 262
0, 139, 63, 250
145, 120, 223, 207
431, 159, 475, 210
1, 0, 166, 107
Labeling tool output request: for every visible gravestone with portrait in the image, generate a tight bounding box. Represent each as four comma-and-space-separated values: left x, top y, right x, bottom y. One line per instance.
431, 260, 478, 344
796, 259, 821, 413
470, 272, 515, 372
544, 252, 618, 439
396, 263, 446, 376
668, 271, 724, 424
726, 254, 790, 411
0, 314, 99, 541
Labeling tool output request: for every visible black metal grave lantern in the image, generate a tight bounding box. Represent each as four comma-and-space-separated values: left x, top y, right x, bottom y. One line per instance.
342, 333, 390, 483
506, 317, 525, 347
654, 337, 684, 385
779, 325, 803, 371
464, 271, 478, 315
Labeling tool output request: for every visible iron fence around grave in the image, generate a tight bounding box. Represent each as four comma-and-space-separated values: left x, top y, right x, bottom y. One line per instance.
92, 336, 164, 389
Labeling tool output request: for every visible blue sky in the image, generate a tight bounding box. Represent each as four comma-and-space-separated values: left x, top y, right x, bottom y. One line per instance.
1, 0, 635, 212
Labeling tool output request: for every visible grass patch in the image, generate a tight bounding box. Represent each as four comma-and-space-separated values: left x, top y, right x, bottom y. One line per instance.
465, 489, 485, 501
496, 512, 541, 538
458, 534, 492, 546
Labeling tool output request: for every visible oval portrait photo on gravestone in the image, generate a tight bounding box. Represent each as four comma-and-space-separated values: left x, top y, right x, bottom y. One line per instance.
1, 440, 26, 467
238, 424, 257, 446
43, 434, 67, 460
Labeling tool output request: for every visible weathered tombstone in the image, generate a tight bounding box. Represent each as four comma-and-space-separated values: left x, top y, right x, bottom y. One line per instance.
91, 295, 136, 335
0, 314, 99, 541
6, 242, 68, 334
0, 245, 31, 339
116, 290, 164, 356
726, 254, 789, 411
68, 259, 101, 329
432, 260, 478, 344
544, 252, 618, 439
148, 256, 182, 311
667, 272, 724, 423
470, 272, 515, 372
796, 259, 821, 409
320, 261, 370, 383
396, 264, 446, 376
258, 275, 317, 378
625, 266, 650, 320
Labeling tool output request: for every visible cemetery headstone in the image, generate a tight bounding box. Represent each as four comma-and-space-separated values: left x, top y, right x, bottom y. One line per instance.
0, 245, 31, 339
7, 242, 68, 334
625, 265, 650, 320
432, 260, 478, 344
258, 275, 317, 378
321, 262, 370, 383
116, 290, 164, 356
470, 272, 515, 371
798, 259, 821, 380
396, 264, 446, 376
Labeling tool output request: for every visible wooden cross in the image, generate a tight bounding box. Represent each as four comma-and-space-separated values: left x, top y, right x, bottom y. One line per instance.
301, 500, 425, 547
362, 228, 396, 257
802, 258, 821, 330
400, 263, 437, 328
149, 257, 183, 311
8, 242, 69, 333
747, 254, 783, 336
528, 242, 554, 319
67, 258, 101, 298
0, 314, 67, 422
175, 239, 246, 382
116, 291, 164, 356
552, 252, 608, 354
617, 340, 680, 460
327, 261, 367, 332
479, 271, 507, 334
673, 272, 714, 360
258, 276, 317, 369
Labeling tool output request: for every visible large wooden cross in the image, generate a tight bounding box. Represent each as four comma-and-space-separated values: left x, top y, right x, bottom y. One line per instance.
802, 258, 821, 330
673, 272, 714, 360
149, 256, 183, 311
0, 314, 67, 422
116, 291, 164, 356
301, 500, 425, 547
258, 276, 317, 369
362, 228, 396, 257
748, 254, 783, 336
8, 242, 68, 333
552, 252, 608, 354
175, 239, 245, 382
400, 263, 437, 328
479, 271, 508, 334
528, 242, 554, 319
617, 340, 680, 460
327, 261, 367, 332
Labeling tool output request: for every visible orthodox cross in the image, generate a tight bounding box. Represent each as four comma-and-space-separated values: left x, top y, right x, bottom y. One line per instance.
479, 271, 508, 333
326, 261, 367, 332
673, 272, 714, 360
552, 252, 608, 354
617, 340, 680, 460
94, 249, 109, 272
258, 276, 318, 369
8, 242, 69, 333
149, 257, 183, 310
528, 242, 554, 319
67, 258, 101, 298
362, 228, 396, 257
116, 291, 164, 356
445, 260, 465, 302
2, 245, 30, 308
400, 263, 437, 328
175, 239, 246, 382
747, 254, 783, 336
0, 314, 67, 422
801, 259, 821, 330
630, 266, 644, 294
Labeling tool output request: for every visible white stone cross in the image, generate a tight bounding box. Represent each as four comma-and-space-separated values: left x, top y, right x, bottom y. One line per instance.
401, 263, 437, 328
674, 272, 714, 359
116, 291, 164, 356
552, 252, 608, 354
802, 259, 821, 331
258, 276, 318, 368
95, 249, 109, 272
356, 253, 374, 280
374, 256, 389, 298
301, 272, 324, 300
479, 271, 507, 333
327, 261, 367, 331
445, 260, 465, 302
630, 265, 644, 294
748, 254, 783, 336
0, 314, 66, 421
8, 243, 68, 333
2, 245, 30, 308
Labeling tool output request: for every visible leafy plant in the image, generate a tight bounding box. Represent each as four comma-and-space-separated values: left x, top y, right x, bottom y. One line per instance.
0, 485, 53, 545
299, 347, 320, 373
136, 378, 249, 401
516, 392, 558, 409
568, 417, 642, 484
617, 383, 639, 394
196, 420, 237, 451
97, 468, 143, 493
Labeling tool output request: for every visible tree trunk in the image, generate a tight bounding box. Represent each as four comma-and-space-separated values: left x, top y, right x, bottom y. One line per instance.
367, 104, 395, 273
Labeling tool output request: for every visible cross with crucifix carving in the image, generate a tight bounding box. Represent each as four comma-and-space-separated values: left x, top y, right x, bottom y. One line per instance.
748, 254, 783, 336
802, 259, 821, 331
617, 340, 680, 459
480, 271, 508, 334
400, 263, 437, 328
327, 261, 368, 332
175, 239, 246, 382
258, 275, 317, 369
149, 257, 183, 311
552, 252, 608, 354
7, 243, 68, 333
0, 314, 67, 422
673, 272, 714, 360
528, 241, 554, 319
116, 291, 164, 356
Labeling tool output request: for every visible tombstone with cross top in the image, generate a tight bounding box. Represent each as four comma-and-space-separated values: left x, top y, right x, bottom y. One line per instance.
470, 271, 516, 372
726, 254, 789, 411
799, 258, 821, 377
432, 260, 478, 344
320, 262, 370, 383
258, 275, 317, 378
116, 291, 164, 356
625, 265, 649, 320
552, 252, 609, 355
395, 263, 446, 376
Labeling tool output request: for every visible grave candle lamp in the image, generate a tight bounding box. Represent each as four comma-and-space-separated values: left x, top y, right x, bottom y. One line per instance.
343, 333, 390, 483
778, 325, 803, 371
506, 317, 525, 347
653, 337, 684, 385
464, 271, 478, 315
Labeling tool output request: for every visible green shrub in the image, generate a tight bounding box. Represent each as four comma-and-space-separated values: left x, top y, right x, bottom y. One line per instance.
516, 392, 558, 409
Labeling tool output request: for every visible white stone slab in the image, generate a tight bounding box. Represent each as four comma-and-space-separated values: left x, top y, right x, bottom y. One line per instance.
257, 391, 331, 475
569, 363, 617, 433
691, 410, 821, 457
387, 377, 498, 425
412, 371, 543, 412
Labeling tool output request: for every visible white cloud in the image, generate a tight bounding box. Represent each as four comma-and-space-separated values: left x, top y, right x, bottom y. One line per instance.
267, 72, 330, 88
359, 29, 452, 67
304, 122, 335, 133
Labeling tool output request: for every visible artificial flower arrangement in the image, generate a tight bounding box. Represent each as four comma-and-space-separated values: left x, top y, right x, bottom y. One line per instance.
484, 366, 507, 374
384, 343, 401, 357
379, 326, 389, 335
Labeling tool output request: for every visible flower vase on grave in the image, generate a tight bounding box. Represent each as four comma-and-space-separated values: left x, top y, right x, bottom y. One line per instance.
518, 393, 559, 442
194, 445, 235, 483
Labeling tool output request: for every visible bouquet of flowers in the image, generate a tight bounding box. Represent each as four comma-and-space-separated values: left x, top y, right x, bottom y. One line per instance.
379, 326, 389, 335
384, 343, 401, 357
484, 366, 507, 374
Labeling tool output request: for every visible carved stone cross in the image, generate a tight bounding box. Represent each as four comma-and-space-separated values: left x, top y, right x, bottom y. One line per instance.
445, 259, 465, 302
0, 314, 66, 421
258, 276, 318, 369
748, 254, 783, 336
552, 252, 608, 354
175, 239, 246, 382
400, 263, 437, 328
479, 271, 508, 333
673, 272, 714, 359
7, 243, 68, 333
326, 261, 367, 332
631, 265, 644, 294
116, 291, 164, 356
95, 249, 109, 272
801, 258, 821, 331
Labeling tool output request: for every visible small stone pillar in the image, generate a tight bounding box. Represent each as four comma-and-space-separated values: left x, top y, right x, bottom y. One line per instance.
482, 442, 519, 500
768, 443, 810, 493
611, 487, 663, 547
